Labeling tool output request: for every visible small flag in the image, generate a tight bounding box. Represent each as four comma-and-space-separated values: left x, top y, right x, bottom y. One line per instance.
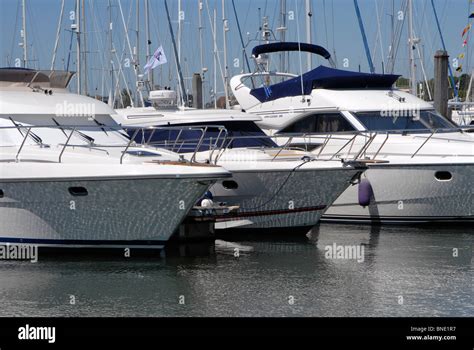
458, 53, 465, 59
456, 65, 463, 72
463, 39, 468, 47
469, 12, 474, 18
143, 46, 167, 73
462, 24, 472, 37
263, 85, 272, 98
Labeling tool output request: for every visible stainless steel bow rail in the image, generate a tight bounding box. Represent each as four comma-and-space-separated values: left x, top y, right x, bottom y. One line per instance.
1, 124, 470, 165
270, 127, 473, 160
0, 124, 227, 164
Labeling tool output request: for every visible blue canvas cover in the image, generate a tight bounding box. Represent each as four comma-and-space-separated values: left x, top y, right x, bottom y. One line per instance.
250, 66, 400, 103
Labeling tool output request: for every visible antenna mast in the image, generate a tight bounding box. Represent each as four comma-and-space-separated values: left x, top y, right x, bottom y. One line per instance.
222, 0, 230, 108
76, 0, 81, 93
305, 0, 312, 71
21, 0, 28, 68
278, 0, 287, 73
408, 0, 417, 96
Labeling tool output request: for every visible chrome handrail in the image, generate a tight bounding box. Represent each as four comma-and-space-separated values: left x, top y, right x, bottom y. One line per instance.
171, 129, 183, 152
208, 127, 227, 164
58, 127, 76, 163
411, 129, 437, 158
372, 132, 390, 159
272, 136, 293, 161
353, 133, 378, 160
2, 124, 471, 167
15, 127, 31, 162
316, 134, 331, 158
327, 134, 357, 160
121, 129, 139, 164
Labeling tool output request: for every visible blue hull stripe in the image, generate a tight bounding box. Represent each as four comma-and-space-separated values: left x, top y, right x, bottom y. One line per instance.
0, 237, 168, 246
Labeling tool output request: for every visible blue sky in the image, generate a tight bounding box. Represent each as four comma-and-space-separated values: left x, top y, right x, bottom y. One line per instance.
1, 0, 473, 99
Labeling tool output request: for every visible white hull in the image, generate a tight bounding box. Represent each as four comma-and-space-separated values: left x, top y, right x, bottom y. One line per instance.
210, 166, 361, 230
268, 135, 473, 224
230, 67, 474, 225
0, 164, 225, 249
322, 163, 473, 224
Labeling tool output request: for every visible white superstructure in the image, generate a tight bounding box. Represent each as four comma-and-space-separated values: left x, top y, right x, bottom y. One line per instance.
0, 69, 231, 248
230, 44, 474, 224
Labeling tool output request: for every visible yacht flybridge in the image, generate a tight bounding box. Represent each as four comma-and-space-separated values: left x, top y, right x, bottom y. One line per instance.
0, 68, 231, 249
115, 106, 369, 233
230, 43, 474, 224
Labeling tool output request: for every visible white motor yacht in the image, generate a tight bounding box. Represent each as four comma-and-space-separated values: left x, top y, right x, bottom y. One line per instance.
114, 105, 367, 233
0, 68, 231, 249
230, 43, 474, 224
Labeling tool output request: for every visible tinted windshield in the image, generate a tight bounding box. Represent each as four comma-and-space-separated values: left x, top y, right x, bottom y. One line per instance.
354, 110, 456, 132
130, 121, 277, 153
278, 113, 355, 134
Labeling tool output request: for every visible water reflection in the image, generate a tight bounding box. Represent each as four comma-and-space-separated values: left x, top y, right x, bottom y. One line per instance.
0, 224, 471, 317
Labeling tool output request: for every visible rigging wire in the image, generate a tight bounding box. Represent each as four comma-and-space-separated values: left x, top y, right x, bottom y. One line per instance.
331, 0, 337, 67
431, 0, 459, 98
88, 0, 110, 95
9, 1, 20, 66
322, 0, 329, 51
231, 0, 252, 74
293, 0, 305, 100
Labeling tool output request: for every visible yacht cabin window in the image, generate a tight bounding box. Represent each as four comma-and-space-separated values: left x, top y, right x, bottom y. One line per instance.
353, 110, 456, 132
278, 113, 356, 134
134, 121, 277, 153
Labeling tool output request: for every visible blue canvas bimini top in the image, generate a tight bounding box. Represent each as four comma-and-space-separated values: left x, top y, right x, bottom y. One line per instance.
250, 66, 400, 103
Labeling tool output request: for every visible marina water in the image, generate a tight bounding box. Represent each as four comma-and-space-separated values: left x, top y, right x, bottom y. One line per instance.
0, 224, 471, 317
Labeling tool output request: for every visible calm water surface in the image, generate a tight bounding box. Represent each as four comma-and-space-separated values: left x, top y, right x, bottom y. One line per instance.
0, 224, 472, 317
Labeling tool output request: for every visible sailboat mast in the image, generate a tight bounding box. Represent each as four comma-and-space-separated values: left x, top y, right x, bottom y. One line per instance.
51, 0, 65, 70
213, 8, 217, 109
136, 0, 140, 71
279, 0, 286, 73
389, 0, 394, 68
198, 0, 205, 105
135, 0, 140, 106
408, 0, 417, 96
82, 0, 88, 95
164, 0, 186, 106
21, 0, 28, 68
353, 0, 375, 74
76, 0, 81, 94
178, 0, 182, 105
305, 0, 312, 71
199, 1, 204, 75
145, 0, 152, 87
222, 0, 229, 109
108, 0, 114, 106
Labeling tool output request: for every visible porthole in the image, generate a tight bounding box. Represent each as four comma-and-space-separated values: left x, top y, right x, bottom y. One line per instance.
434, 171, 452, 181
0, 189, 3, 198
222, 180, 238, 190
68, 187, 88, 196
